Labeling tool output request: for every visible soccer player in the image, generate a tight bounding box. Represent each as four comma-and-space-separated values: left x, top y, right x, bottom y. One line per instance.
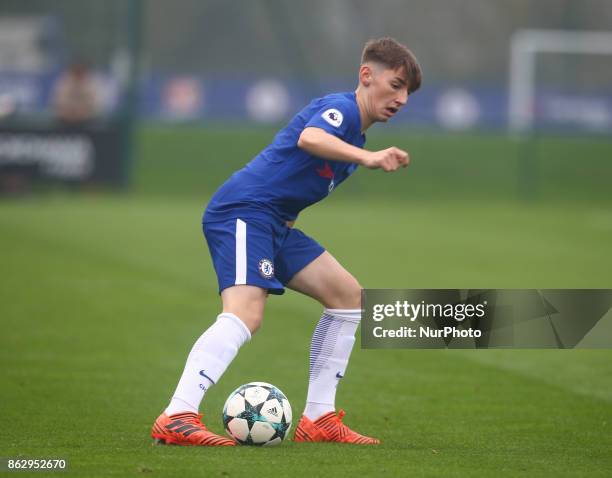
152, 37, 422, 446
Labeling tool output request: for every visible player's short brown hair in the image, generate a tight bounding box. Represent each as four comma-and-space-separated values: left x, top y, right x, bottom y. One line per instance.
361, 37, 422, 94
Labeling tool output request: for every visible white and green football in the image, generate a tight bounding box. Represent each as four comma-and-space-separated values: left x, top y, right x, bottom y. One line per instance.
222, 382, 292, 446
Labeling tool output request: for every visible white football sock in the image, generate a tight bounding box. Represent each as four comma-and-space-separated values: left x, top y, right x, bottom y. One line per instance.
165, 312, 251, 416
303, 308, 360, 421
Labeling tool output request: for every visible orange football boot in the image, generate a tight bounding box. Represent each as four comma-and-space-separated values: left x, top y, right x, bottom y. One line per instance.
293, 409, 380, 445
151, 412, 236, 446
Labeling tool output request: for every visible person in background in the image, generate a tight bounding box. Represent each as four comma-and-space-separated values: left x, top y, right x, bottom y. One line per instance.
51, 60, 100, 125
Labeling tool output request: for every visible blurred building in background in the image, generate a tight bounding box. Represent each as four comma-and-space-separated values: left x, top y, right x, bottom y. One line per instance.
0, 0, 611, 132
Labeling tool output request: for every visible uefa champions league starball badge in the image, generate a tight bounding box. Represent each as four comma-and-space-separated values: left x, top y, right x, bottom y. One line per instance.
223, 382, 292, 446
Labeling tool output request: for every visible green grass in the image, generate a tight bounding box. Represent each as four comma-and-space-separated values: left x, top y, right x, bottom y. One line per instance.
1, 193, 611, 477
134, 125, 612, 203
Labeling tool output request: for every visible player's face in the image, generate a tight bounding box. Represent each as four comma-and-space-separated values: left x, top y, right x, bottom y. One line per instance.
368, 66, 409, 122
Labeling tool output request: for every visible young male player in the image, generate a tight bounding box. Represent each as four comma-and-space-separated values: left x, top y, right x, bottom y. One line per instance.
151, 37, 422, 446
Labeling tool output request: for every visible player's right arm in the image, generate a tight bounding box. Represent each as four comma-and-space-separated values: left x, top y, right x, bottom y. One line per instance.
298, 127, 409, 172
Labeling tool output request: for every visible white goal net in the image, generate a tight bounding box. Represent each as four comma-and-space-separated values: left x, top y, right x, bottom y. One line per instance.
509, 29, 612, 133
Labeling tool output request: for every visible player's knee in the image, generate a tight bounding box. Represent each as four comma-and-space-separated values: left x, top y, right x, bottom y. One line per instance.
240, 312, 264, 335
327, 277, 362, 309
221, 285, 266, 335
221, 303, 264, 335
344, 280, 363, 309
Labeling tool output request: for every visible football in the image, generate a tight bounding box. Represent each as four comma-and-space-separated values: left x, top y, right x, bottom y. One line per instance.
222, 382, 292, 446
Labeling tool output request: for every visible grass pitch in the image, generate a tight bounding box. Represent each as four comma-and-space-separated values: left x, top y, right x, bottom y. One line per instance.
1, 191, 611, 477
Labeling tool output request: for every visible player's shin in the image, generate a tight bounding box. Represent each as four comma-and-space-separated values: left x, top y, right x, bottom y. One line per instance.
165, 312, 251, 415
303, 309, 360, 420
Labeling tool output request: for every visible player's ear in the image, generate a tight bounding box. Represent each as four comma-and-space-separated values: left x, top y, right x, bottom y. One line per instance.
359, 64, 374, 87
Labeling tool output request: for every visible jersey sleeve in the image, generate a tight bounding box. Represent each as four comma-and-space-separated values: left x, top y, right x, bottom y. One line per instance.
304, 99, 358, 140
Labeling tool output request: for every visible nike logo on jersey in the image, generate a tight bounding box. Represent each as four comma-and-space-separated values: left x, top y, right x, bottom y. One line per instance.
336, 372, 344, 379
316, 162, 334, 179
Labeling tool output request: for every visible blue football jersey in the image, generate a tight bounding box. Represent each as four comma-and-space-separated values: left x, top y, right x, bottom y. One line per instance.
204, 91, 365, 223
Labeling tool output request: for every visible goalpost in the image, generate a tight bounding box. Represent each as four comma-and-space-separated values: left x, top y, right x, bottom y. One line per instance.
508, 29, 612, 198
509, 29, 612, 132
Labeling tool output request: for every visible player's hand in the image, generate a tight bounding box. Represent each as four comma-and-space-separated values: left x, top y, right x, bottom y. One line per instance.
361, 147, 410, 171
